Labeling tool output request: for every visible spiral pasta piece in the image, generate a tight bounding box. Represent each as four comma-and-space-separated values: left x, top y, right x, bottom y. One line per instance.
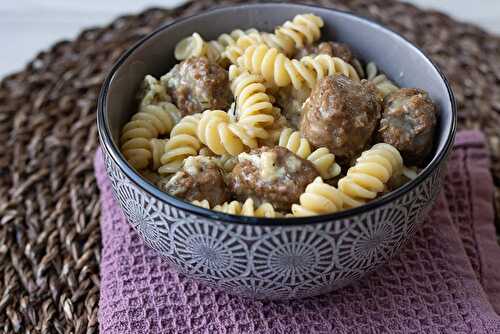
135, 102, 182, 135
149, 138, 168, 171
213, 198, 278, 218
366, 62, 399, 97
120, 131, 151, 170
275, 13, 324, 50
241, 32, 296, 56
237, 43, 359, 90
371, 74, 399, 97
278, 128, 341, 179
338, 143, 403, 208
174, 32, 219, 62
193, 198, 277, 217
120, 101, 181, 170
291, 177, 343, 216
299, 55, 360, 86
209, 28, 260, 54
308, 148, 342, 180
175, 32, 203, 60
197, 110, 262, 156
158, 114, 202, 174
229, 65, 275, 130
228, 32, 295, 62
224, 13, 323, 63
175, 29, 263, 64
278, 128, 311, 157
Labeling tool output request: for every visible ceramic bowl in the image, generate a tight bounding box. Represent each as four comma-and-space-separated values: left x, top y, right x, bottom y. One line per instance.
97, 3, 456, 300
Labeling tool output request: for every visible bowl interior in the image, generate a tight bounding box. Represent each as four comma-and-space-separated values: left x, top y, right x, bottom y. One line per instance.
100, 3, 455, 223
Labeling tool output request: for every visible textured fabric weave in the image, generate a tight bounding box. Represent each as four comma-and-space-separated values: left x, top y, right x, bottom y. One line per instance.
95, 131, 500, 333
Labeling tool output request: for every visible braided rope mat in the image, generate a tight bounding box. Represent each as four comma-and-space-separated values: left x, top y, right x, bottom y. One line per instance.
1, 0, 499, 332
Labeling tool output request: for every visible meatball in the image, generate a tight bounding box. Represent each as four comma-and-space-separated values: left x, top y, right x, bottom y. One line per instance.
377, 88, 437, 165
276, 85, 311, 129
229, 146, 319, 211
301, 75, 382, 164
159, 156, 230, 207
161, 57, 233, 116
294, 41, 354, 64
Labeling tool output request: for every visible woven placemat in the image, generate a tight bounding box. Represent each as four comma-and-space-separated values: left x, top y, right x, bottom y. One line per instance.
1, 0, 499, 332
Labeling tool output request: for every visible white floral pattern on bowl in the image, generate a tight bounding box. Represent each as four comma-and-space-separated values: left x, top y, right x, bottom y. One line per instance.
102, 149, 445, 300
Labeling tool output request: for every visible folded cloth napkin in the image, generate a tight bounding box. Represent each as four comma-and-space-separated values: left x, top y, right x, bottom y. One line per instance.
95, 130, 500, 334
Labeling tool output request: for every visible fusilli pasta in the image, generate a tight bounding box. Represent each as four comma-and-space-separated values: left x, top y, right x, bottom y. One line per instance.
158, 114, 202, 174
366, 62, 399, 97
224, 13, 324, 63
351, 58, 365, 79
175, 29, 264, 64
236, 32, 295, 58
120, 132, 151, 170
237, 43, 359, 90
209, 28, 260, 55
228, 65, 275, 130
120, 98, 181, 170
291, 177, 343, 216
338, 143, 403, 208
193, 198, 277, 217
149, 138, 168, 171
197, 110, 262, 156
275, 13, 324, 51
174, 32, 219, 62
135, 102, 182, 136
215, 198, 278, 217
278, 128, 341, 179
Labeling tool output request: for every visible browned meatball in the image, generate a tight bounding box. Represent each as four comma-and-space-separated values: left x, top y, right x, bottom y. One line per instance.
301, 75, 382, 163
229, 146, 319, 211
159, 156, 230, 207
294, 41, 354, 64
162, 57, 233, 116
377, 88, 437, 165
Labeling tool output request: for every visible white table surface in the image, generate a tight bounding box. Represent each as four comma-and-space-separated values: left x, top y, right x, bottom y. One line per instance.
2, 0, 500, 79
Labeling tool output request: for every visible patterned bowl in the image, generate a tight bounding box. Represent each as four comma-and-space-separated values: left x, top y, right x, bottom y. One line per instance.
97, 3, 456, 300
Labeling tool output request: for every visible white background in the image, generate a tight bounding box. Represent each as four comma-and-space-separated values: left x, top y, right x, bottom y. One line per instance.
1, 0, 500, 79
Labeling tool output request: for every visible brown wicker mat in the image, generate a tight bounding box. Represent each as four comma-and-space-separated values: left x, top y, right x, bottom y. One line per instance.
0, 0, 499, 332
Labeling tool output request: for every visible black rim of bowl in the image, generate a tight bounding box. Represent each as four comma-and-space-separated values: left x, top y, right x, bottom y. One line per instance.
97, 2, 457, 226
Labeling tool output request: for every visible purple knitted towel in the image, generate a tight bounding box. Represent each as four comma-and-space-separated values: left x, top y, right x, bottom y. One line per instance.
95, 131, 500, 333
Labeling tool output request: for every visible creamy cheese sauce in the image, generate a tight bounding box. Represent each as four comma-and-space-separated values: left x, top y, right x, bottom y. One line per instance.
285, 155, 302, 173
164, 172, 188, 196
239, 151, 287, 182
